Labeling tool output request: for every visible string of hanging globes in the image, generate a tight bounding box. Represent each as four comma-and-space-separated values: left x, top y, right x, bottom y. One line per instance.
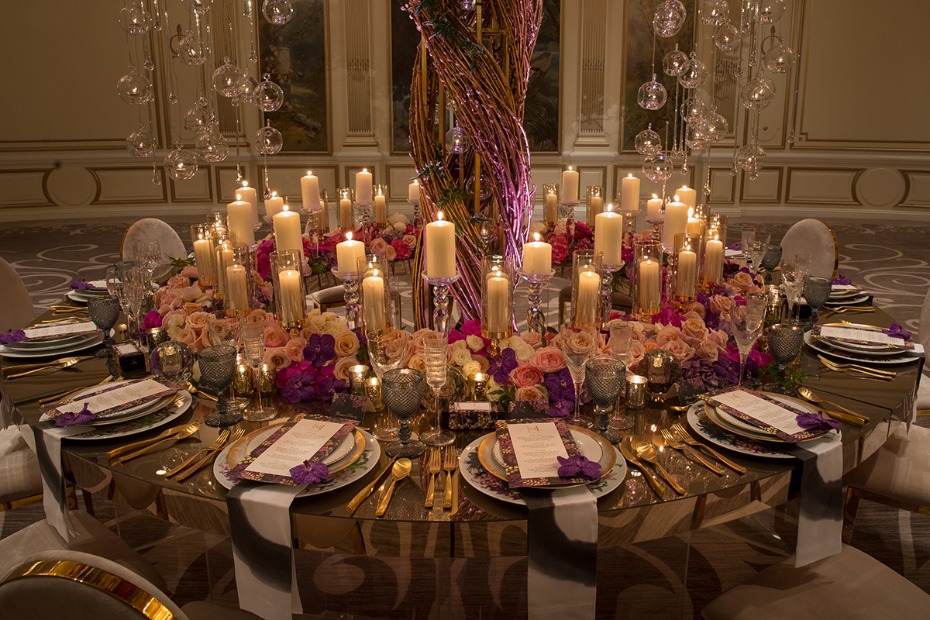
634, 0, 796, 199
117, 0, 293, 188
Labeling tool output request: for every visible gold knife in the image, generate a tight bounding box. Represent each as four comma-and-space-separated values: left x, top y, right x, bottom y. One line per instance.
346, 458, 396, 515
618, 442, 666, 497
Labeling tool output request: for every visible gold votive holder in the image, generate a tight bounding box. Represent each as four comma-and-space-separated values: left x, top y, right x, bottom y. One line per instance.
470, 372, 489, 401
145, 327, 168, 350
258, 363, 275, 395
644, 349, 677, 400
233, 364, 254, 397
365, 376, 384, 411
348, 364, 370, 395
626, 375, 648, 409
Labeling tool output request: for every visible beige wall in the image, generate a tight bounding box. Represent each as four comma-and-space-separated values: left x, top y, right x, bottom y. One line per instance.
1, 0, 928, 222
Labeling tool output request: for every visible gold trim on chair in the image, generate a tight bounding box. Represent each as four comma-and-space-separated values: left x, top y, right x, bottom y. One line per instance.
2, 559, 178, 620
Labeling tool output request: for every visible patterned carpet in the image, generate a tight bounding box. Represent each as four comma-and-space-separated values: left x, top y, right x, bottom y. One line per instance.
2, 215, 930, 618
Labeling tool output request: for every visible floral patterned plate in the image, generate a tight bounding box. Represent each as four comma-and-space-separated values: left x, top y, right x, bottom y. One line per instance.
686, 403, 791, 459
0, 333, 104, 359
39, 391, 192, 441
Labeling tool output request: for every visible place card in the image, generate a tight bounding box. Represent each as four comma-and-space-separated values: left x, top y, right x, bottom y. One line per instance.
494, 418, 584, 488
42, 378, 175, 420
24, 321, 99, 341
708, 389, 826, 443
819, 325, 912, 349
230, 415, 356, 485
329, 393, 367, 423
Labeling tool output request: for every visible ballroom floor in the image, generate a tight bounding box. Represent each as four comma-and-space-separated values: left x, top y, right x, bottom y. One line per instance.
2, 214, 929, 618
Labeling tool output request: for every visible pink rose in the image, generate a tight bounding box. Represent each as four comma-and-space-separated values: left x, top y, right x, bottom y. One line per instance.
406, 353, 427, 372
694, 339, 720, 362
520, 331, 543, 349
661, 339, 695, 363
411, 328, 434, 355
383, 244, 397, 261
179, 265, 199, 278
263, 347, 290, 370
681, 300, 706, 319
284, 336, 307, 363
176, 327, 198, 349
729, 271, 762, 294
709, 294, 732, 316
402, 234, 417, 248
369, 237, 389, 257
185, 311, 210, 329
333, 356, 360, 382
530, 346, 566, 373
333, 330, 360, 358
655, 325, 682, 346
247, 309, 273, 325
707, 329, 729, 349
264, 323, 290, 347
680, 317, 709, 347
179, 285, 204, 302
515, 384, 549, 402
628, 340, 646, 368
509, 363, 544, 388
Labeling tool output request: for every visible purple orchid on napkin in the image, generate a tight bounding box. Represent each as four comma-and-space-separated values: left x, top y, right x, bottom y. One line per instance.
556, 454, 601, 480
69, 279, 95, 290
0, 330, 28, 345
727, 242, 741, 251
831, 274, 852, 285
289, 460, 330, 485
54, 403, 97, 427
883, 323, 912, 341
796, 412, 840, 433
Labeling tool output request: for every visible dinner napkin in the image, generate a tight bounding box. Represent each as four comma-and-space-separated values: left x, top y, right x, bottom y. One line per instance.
226, 482, 305, 620
521, 486, 598, 620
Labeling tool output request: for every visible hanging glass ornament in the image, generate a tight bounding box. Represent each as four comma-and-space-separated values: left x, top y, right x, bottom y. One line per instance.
118, 3, 152, 35
653, 0, 687, 38
681, 97, 709, 122
196, 126, 229, 163
758, 0, 787, 24
255, 122, 284, 155
237, 75, 259, 106
735, 142, 766, 179
663, 46, 689, 77
165, 148, 199, 181
262, 0, 294, 25
445, 125, 467, 154
686, 118, 711, 149
635, 125, 663, 156
184, 105, 209, 133
117, 67, 154, 105
700, 0, 729, 26
212, 58, 246, 98
126, 125, 155, 158
637, 74, 668, 111
642, 152, 673, 184
740, 73, 776, 110
763, 39, 797, 74
705, 108, 729, 143
253, 74, 285, 112
190, 0, 213, 15
179, 30, 206, 66
713, 23, 741, 52
678, 55, 709, 89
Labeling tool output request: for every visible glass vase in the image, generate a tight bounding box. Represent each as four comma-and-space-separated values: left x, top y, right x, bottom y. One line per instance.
358, 253, 393, 335
190, 223, 216, 287
481, 255, 514, 344
271, 249, 305, 330
633, 240, 662, 319
571, 249, 603, 328
224, 245, 254, 316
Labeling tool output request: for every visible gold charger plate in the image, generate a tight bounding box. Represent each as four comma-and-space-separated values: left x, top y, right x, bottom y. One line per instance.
226, 422, 366, 476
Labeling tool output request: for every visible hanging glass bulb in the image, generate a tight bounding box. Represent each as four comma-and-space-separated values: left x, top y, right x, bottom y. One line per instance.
642, 152, 673, 184
190, 0, 213, 15
678, 55, 709, 89
117, 66, 154, 105
460, 0, 477, 10
681, 96, 709, 122
212, 58, 246, 98
713, 23, 741, 52
653, 0, 687, 38
237, 75, 259, 105
763, 39, 797, 74
663, 46, 689, 77
165, 147, 199, 181
255, 122, 284, 155
740, 73, 776, 110
253, 74, 285, 112
262, 0, 294, 25
126, 125, 155, 158
118, 3, 152, 35
758, 0, 787, 24
700, 0, 729, 26
196, 125, 229, 163
635, 125, 663, 156
736, 142, 766, 179
705, 108, 729, 143
184, 105, 209, 133
686, 118, 711, 149
445, 125, 467, 154
637, 74, 668, 110
179, 30, 205, 66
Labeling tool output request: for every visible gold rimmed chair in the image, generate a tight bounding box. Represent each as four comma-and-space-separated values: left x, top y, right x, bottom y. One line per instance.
779, 218, 839, 279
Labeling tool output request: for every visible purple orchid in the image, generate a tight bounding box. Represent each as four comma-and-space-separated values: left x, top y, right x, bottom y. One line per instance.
796, 412, 840, 432
488, 348, 518, 383
69, 279, 95, 290
557, 454, 601, 480
55, 403, 96, 427
651, 304, 685, 328
289, 460, 329, 484
883, 324, 912, 341
0, 330, 28, 345
832, 274, 852, 285
304, 333, 336, 367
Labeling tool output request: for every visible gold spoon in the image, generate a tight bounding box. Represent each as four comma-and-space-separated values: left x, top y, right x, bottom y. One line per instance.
797, 387, 869, 426
634, 442, 686, 495
375, 458, 412, 517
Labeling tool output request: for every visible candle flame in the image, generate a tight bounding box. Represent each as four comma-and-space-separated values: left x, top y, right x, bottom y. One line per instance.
346, 231, 354, 241
714, 233, 719, 242
362, 168, 368, 173
271, 191, 278, 198
567, 165, 573, 171
242, 180, 249, 188
688, 207, 694, 218
533, 232, 541, 242
307, 170, 312, 176
372, 269, 381, 277
652, 193, 658, 199
437, 211, 445, 221
674, 194, 680, 202
627, 173, 634, 178
412, 179, 418, 186
283, 204, 289, 212
236, 193, 241, 201
606, 202, 614, 212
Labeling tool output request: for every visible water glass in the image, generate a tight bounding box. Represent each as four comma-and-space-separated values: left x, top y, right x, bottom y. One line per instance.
585, 357, 626, 442
803, 276, 832, 323
382, 368, 426, 458
87, 295, 121, 357
421, 331, 454, 446
240, 321, 276, 422
198, 344, 241, 427
731, 293, 768, 386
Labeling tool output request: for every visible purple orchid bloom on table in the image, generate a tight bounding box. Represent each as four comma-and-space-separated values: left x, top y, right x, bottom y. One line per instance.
796, 412, 841, 433
69, 279, 95, 290
0, 330, 28, 345
544, 367, 575, 418
488, 348, 519, 384
726, 243, 741, 251
883, 324, 912, 341
832, 274, 852, 285
289, 460, 329, 485
55, 403, 96, 427
304, 334, 336, 368
557, 454, 601, 480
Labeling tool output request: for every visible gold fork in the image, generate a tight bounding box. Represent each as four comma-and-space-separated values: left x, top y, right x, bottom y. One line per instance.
175, 428, 245, 482
442, 446, 457, 509
671, 422, 747, 474
114, 423, 202, 464
660, 428, 725, 475
424, 448, 442, 508
6, 357, 86, 379
827, 306, 874, 313
817, 355, 895, 380
164, 429, 231, 478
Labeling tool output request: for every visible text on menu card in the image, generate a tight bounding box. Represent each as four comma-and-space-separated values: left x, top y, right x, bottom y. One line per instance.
51, 379, 173, 416
24, 321, 98, 339
245, 419, 346, 477
508, 421, 570, 480
820, 325, 902, 347
712, 389, 809, 436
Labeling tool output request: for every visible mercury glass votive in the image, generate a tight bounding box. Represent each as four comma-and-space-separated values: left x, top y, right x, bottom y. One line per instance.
625, 375, 648, 409
470, 372, 489, 401
481, 255, 514, 342
348, 364, 370, 395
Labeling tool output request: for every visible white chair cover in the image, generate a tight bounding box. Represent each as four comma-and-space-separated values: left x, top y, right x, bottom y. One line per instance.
121, 218, 187, 262
0, 426, 41, 504
0, 257, 34, 333
779, 219, 837, 279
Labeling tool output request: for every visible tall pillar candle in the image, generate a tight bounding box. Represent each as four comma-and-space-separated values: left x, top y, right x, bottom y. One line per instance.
646, 194, 663, 220
264, 192, 285, 219
620, 174, 641, 212
561, 167, 579, 204
273, 206, 302, 254
594, 209, 623, 266
227, 200, 255, 246
638, 259, 661, 310
408, 180, 420, 204
486, 270, 511, 335
574, 269, 601, 326
300, 171, 321, 211
424, 212, 456, 278
225, 264, 249, 312
361, 271, 387, 332
586, 193, 604, 226
355, 169, 373, 205
544, 191, 559, 225
338, 195, 354, 231
676, 186, 697, 211
335, 232, 365, 274
278, 268, 303, 324
676, 246, 697, 297
661, 198, 689, 249
192, 236, 216, 284
522, 234, 552, 275
374, 192, 388, 225
704, 236, 724, 283
236, 183, 259, 227
215, 242, 234, 297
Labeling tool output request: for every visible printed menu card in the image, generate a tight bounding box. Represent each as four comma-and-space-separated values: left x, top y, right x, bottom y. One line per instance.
230, 415, 356, 485
42, 378, 175, 420
707, 389, 826, 443
818, 325, 912, 349
495, 418, 585, 488
23, 321, 99, 341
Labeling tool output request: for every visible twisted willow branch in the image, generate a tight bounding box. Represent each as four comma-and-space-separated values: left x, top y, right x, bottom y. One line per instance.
405, 0, 543, 327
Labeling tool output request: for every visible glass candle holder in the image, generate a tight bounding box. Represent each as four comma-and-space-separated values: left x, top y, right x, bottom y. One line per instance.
336, 187, 355, 231
348, 364, 370, 395
633, 239, 662, 319
224, 245, 254, 316
571, 249, 603, 327
373, 184, 389, 225
585, 185, 604, 226
190, 224, 216, 286
214, 240, 233, 302
703, 227, 725, 285
708, 213, 727, 247
358, 253, 393, 334
643, 349, 677, 400
542, 183, 560, 228
271, 249, 306, 329
208, 212, 228, 242
625, 374, 648, 409
470, 372, 489, 401
672, 233, 702, 302
481, 255, 514, 341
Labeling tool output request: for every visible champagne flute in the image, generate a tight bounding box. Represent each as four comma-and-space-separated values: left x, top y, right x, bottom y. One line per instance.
135, 239, 162, 290
421, 331, 454, 446
558, 322, 598, 428
731, 293, 768, 387
747, 232, 771, 273
781, 256, 810, 322
240, 320, 276, 422
120, 266, 145, 346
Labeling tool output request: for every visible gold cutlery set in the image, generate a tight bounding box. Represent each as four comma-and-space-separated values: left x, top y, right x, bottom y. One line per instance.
2, 355, 94, 379
423, 447, 458, 511
817, 354, 896, 381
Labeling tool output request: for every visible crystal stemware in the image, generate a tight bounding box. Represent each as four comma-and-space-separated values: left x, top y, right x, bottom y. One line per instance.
558, 322, 598, 428
134, 239, 162, 289
803, 276, 832, 324
198, 344, 242, 427
759, 245, 783, 282
240, 321, 276, 422
381, 368, 427, 458
607, 320, 635, 431
421, 331, 454, 447
746, 233, 771, 273
781, 256, 811, 322
86, 296, 121, 358
367, 328, 410, 380
731, 293, 768, 387
117, 265, 146, 346
765, 323, 805, 393
585, 357, 626, 443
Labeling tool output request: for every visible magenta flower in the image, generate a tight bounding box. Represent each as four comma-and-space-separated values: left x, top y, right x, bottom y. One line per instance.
55, 403, 96, 427
289, 460, 329, 484
557, 454, 601, 480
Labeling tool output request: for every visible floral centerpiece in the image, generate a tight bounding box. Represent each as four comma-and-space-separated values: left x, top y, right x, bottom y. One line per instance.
529, 220, 594, 267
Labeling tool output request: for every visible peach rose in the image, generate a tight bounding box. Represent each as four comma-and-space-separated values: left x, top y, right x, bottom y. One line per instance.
681, 317, 709, 347
465, 335, 485, 352
369, 238, 389, 257
681, 300, 706, 319
707, 329, 729, 349
530, 346, 566, 373
662, 338, 695, 363
185, 311, 210, 329
709, 294, 732, 316
411, 328, 434, 354
179, 265, 199, 279
383, 245, 397, 261
628, 339, 646, 369
334, 330, 360, 358
520, 331, 543, 349
402, 234, 417, 248
182, 302, 204, 315
247, 309, 273, 326
175, 326, 199, 350
655, 325, 682, 346
694, 339, 721, 362
515, 384, 549, 402
197, 328, 216, 351
470, 355, 490, 373
406, 353, 427, 372
729, 271, 761, 294
264, 323, 290, 348
284, 336, 307, 363
333, 356, 360, 382
179, 285, 204, 303
509, 364, 544, 388
643, 339, 659, 352
166, 275, 189, 288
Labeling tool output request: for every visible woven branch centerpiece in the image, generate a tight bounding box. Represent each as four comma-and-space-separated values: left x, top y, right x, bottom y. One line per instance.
404, 0, 543, 328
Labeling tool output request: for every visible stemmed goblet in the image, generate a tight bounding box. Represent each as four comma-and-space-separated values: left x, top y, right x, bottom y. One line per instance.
759, 245, 783, 283
421, 331, 454, 446
198, 344, 242, 427
558, 322, 599, 428
381, 368, 427, 458
367, 328, 409, 440
87, 296, 121, 358
765, 323, 805, 394
240, 321, 276, 422
731, 293, 768, 387
134, 239, 162, 290
116, 265, 146, 347
780, 256, 810, 322
746, 233, 771, 273
607, 320, 635, 431
803, 276, 832, 324
585, 357, 625, 442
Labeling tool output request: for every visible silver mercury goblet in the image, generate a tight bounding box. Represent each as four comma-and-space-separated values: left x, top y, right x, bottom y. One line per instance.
803, 276, 833, 325
87, 295, 122, 358
585, 357, 626, 443
197, 344, 242, 427
381, 368, 427, 458
765, 323, 805, 394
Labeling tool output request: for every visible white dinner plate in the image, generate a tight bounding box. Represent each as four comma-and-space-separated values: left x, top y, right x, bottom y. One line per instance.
65, 292, 89, 305
2, 331, 100, 351
824, 294, 871, 307
58, 379, 178, 424
812, 334, 908, 357
686, 404, 792, 459
709, 393, 837, 444
803, 331, 920, 366
492, 428, 603, 469
0, 333, 104, 359
39, 391, 191, 441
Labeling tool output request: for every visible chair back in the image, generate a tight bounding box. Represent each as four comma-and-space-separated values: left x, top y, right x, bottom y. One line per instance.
780, 218, 838, 279
121, 218, 187, 262
0, 257, 34, 332
919, 287, 930, 354
0, 549, 187, 620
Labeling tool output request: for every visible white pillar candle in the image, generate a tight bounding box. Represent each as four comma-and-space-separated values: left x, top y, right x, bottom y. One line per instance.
686, 215, 704, 238
338, 196, 354, 231
486, 270, 511, 335
273, 206, 302, 254
227, 200, 255, 246
594, 209, 623, 266
561, 166, 579, 204
362, 271, 387, 332
620, 174, 641, 212
587, 194, 604, 225
646, 194, 663, 220
216, 242, 234, 297
574, 269, 601, 327
425, 212, 456, 278
355, 169, 373, 205
676, 248, 697, 297
192, 237, 216, 283
544, 191, 559, 225
704, 236, 724, 283
639, 259, 661, 309
300, 171, 321, 211
408, 180, 420, 204
225, 264, 249, 312
278, 268, 303, 324
236, 183, 259, 227
264, 192, 285, 219
677, 186, 697, 211
374, 193, 388, 225
661, 198, 689, 249
522, 234, 552, 275
336, 232, 365, 274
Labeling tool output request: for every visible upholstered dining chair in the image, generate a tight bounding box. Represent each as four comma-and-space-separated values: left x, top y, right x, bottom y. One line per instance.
701, 544, 930, 619
779, 218, 838, 279
0, 256, 34, 334
121, 218, 187, 262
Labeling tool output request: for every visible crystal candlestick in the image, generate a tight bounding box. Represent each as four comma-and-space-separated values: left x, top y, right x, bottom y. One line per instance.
560, 200, 579, 233
422, 271, 460, 335
599, 263, 623, 327
518, 269, 555, 338
333, 271, 361, 330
